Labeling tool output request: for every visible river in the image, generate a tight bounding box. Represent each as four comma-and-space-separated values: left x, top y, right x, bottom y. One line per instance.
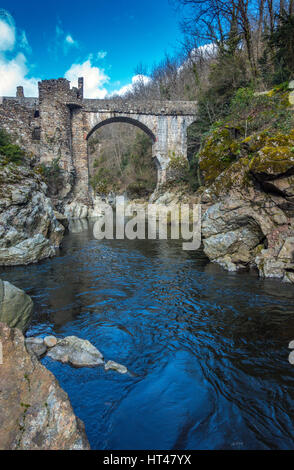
1, 219, 294, 450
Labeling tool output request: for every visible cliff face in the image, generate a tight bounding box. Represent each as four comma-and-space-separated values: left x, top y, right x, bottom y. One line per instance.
0, 156, 64, 265
199, 128, 294, 282
0, 323, 90, 450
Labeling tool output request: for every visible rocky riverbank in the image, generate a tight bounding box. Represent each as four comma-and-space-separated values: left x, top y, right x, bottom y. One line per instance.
0, 322, 90, 450
196, 97, 294, 282
199, 144, 294, 282
0, 155, 64, 265
0, 279, 129, 449
151, 84, 294, 283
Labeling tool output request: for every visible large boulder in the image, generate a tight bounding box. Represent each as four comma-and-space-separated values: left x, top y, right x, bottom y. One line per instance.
200, 141, 294, 282
0, 279, 33, 332
0, 323, 90, 450
0, 158, 64, 265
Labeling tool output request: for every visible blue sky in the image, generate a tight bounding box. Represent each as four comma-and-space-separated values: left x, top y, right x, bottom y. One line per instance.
0, 0, 184, 97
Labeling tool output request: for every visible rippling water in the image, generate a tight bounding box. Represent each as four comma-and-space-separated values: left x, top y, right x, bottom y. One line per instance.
1, 219, 294, 450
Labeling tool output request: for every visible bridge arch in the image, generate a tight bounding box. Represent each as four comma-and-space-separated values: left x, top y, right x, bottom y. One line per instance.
86, 115, 159, 195
86, 116, 156, 142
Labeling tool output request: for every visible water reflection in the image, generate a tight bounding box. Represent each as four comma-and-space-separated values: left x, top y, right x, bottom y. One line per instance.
0, 219, 294, 449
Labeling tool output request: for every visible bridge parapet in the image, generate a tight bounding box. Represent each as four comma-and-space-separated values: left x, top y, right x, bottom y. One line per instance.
82, 99, 197, 116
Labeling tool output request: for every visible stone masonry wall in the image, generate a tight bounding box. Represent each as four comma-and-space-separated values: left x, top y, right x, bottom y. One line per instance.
0, 95, 40, 157
38, 79, 82, 201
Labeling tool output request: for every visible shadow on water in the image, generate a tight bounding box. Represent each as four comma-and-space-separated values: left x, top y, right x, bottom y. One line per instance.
1, 218, 294, 449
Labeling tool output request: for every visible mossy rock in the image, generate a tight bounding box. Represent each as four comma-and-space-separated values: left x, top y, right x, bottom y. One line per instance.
199, 127, 241, 183
249, 130, 294, 178
206, 156, 253, 198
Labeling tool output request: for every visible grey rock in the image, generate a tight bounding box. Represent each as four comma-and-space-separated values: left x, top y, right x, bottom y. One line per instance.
202, 200, 264, 270
289, 351, 294, 365
53, 211, 69, 228
47, 336, 104, 367
104, 360, 128, 374
0, 323, 90, 449
0, 279, 33, 332
0, 160, 64, 266
44, 335, 57, 348
25, 337, 47, 358
64, 202, 89, 219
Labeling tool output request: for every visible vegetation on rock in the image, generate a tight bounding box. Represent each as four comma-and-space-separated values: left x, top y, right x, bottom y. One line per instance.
0, 128, 25, 164
88, 124, 157, 198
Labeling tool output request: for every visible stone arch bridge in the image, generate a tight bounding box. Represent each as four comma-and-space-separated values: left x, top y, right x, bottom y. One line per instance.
0, 78, 197, 206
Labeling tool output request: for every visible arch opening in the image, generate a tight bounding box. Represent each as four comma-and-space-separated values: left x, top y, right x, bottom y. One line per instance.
86, 116, 156, 142
87, 120, 157, 200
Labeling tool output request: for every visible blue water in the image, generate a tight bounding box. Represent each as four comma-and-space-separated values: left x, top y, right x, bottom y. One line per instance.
1, 219, 294, 449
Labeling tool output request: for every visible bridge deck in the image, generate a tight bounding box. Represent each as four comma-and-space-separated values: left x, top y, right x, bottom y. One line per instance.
1, 96, 197, 116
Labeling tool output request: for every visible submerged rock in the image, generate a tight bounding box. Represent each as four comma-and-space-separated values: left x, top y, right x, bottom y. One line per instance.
0, 323, 90, 450
0, 279, 33, 332
26, 334, 129, 376
104, 360, 128, 374
0, 158, 64, 265
46, 336, 104, 367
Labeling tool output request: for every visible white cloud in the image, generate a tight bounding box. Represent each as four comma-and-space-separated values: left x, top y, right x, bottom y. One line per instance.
0, 11, 39, 96
178, 43, 218, 73
19, 30, 31, 54
97, 50, 107, 59
0, 13, 15, 51
0, 10, 148, 100
65, 34, 74, 44
65, 34, 78, 49
195, 43, 217, 57
65, 59, 110, 98
111, 74, 151, 96
49, 20, 79, 55
0, 52, 39, 96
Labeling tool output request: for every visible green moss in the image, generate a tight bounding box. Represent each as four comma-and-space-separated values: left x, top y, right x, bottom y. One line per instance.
199, 127, 241, 183
208, 156, 251, 196
24, 373, 31, 392
200, 127, 294, 200
20, 403, 31, 410
249, 130, 294, 176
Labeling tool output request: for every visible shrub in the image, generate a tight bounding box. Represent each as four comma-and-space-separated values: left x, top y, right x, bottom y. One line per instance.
0, 129, 25, 163
36, 157, 64, 195
230, 87, 254, 111
126, 181, 151, 198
